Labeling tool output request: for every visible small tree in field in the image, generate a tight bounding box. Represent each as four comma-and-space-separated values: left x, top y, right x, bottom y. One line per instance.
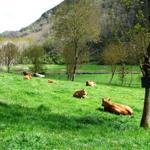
25, 45, 44, 73
102, 41, 127, 84
2, 42, 18, 73
52, 0, 101, 81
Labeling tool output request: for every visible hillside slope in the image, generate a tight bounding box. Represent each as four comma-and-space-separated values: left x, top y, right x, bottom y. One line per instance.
0, 2, 63, 41
0, 0, 140, 45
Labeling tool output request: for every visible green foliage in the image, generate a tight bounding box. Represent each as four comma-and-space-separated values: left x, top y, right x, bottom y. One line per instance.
127, 31, 150, 64
24, 45, 44, 73
43, 38, 64, 64
102, 41, 127, 65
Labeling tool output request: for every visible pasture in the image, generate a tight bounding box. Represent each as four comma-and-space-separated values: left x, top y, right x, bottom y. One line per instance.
0, 65, 149, 150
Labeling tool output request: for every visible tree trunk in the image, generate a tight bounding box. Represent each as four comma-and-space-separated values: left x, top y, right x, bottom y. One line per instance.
120, 63, 126, 86
109, 65, 116, 85
71, 41, 78, 81
7, 64, 10, 73
140, 88, 150, 128
72, 62, 77, 81
66, 65, 70, 80
128, 67, 133, 87
140, 0, 150, 128
140, 43, 150, 128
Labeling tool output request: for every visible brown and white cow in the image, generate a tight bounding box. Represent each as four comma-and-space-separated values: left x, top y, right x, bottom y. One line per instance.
73, 89, 88, 99
86, 81, 96, 87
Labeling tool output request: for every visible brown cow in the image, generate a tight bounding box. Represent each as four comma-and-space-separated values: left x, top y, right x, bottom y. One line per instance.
73, 89, 88, 99
102, 98, 133, 115
24, 75, 31, 80
23, 72, 32, 79
23, 72, 32, 76
86, 81, 96, 87
48, 79, 55, 83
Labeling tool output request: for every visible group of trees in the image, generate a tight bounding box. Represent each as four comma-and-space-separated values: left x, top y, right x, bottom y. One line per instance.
0, 40, 64, 73
0, 43, 44, 73
101, 31, 150, 85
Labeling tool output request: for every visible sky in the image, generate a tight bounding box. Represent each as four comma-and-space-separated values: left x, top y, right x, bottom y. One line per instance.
0, 0, 64, 33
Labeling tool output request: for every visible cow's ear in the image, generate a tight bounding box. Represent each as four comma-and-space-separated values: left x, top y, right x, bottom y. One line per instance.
102, 98, 105, 102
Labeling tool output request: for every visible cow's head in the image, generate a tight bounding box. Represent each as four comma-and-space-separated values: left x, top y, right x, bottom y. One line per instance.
102, 98, 111, 107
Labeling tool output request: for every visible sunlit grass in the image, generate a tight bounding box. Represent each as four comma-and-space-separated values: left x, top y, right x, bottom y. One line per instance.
0, 64, 141, 74
0, 72, 149, 150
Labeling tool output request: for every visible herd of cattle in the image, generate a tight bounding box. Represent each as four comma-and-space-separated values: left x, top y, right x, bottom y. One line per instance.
23, 72, 133, 116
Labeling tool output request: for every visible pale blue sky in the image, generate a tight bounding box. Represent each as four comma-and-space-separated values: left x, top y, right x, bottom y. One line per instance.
0, 0, 64, 33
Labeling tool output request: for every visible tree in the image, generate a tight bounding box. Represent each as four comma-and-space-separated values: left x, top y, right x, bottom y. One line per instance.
43, 38, 64, 64
52, 0, 101, 81
128, 31, 150, 65
25, 45, 44, 73
2, 42, 18, 73
102, 41, 127, 84
140, 0, 150, 128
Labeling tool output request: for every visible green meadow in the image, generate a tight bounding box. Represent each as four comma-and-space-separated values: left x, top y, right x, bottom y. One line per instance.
0, 65, 149, 150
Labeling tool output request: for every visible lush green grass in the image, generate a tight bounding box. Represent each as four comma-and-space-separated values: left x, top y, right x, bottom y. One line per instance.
0, 64, 141, 73
0, 72, 149, 150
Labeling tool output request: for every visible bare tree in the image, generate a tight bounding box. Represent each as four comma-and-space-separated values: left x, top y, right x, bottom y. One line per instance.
102, 41, 127, 84
2, 42, 18, 73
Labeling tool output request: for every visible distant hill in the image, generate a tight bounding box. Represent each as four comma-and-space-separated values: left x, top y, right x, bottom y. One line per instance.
0, 2, 63, 42
0, 0, 140, 44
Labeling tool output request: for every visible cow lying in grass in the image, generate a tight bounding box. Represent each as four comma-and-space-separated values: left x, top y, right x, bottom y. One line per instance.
24, 75, 31, 80
23, 71, 32, 76
23, 72, 32, 80
86, 81, 96, 86
102, 98, 133, 115
48, 79, 55, 83
33, 73, 45, 78
73, 89, 88, 99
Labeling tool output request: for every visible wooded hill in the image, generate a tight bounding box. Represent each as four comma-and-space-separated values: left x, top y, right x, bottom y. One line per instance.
0, 0, 143, 41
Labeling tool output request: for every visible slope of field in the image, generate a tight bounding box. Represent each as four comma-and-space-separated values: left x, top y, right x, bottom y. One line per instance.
0, 72, 149, 150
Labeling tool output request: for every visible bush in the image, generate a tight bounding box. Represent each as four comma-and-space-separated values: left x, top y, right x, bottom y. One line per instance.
24, 45, 44, 73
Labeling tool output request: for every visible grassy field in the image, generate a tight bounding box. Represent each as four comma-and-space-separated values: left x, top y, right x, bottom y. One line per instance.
0, 64, 141, 74
0, 65, 148, 150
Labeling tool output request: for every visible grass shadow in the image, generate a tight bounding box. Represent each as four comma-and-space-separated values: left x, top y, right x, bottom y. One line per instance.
0, 103, 136, 132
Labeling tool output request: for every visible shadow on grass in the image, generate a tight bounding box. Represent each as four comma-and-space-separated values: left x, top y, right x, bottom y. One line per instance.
0, 103, 136, 132
0, 101, 9, 107
96, 82, 141, 89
